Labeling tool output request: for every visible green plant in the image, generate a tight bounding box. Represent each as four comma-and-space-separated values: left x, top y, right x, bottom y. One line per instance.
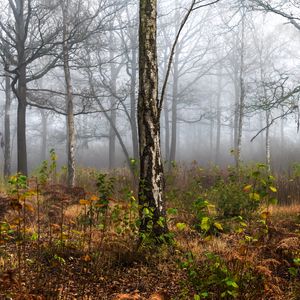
180, 251, 239, 299
193, 197, 223, 236
206, 164, 277, 219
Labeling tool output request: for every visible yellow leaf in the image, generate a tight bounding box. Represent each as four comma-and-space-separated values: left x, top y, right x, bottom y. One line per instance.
24, 203, 35, 212
213, 222, 223, 231
79, 199, 90, 205
249, 192, 260, 201
243, 185, 252, 192
90, 195, 99, 201
260, 211, 270, 220
81, 254, 91, 262
269, 186, 277, 193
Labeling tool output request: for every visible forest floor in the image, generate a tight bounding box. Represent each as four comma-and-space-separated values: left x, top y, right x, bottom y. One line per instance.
0, 166, 300, 299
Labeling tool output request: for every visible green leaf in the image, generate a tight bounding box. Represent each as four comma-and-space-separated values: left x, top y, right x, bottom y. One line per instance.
167, 208, 178, 215
269, 197, 278, 205
293, 258, 300, 266
288, 267, 298, 277
226, 280, 239, 288
269, 186, 277, 193
249, 192, 260, 201
200, 217, 211, 231
176, 222, 187, 231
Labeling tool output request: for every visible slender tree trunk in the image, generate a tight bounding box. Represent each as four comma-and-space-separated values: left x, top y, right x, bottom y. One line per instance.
109, 36, 117, 169
169, 50, 179, 168
62, 0, 76, 187
4, 66, 12, 177
138, 0, 167, 237
215, 72, 222, 165
40, 110, 47, 162
280, 109, 284, 151
162, 48, 170, 162
130, 46, 139, 160
164, 98, 170, 162
265, 111, 271, 172
209, 97, 214, 161
13, 0, 28, 176
235, 9, 246, 170
17, 64, 28, 175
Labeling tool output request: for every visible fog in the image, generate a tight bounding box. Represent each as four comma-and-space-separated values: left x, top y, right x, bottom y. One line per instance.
1, 0, 300, 175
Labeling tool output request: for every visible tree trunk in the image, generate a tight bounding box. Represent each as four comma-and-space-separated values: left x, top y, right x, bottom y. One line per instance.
109, 37, 117, 169
138, 0, 167, 237
169, 50, 179, 169
62, 0, 76, 187
215, 72, 222, 165
164, 98, 170, 162
4, 66, 12, 177
14, 0, 28, 175
130, 45, 139, 161
40, 110, 48, 162
17, 64, 28, 175
265, 111, 271, 172
235, 9, 246, 170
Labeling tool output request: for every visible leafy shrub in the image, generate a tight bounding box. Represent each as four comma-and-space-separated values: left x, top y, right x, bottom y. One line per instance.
205, 165, 277, 219
192, 197, 223, 236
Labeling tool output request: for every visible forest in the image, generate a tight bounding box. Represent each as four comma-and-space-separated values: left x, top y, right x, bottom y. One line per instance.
0, 0, 300, 299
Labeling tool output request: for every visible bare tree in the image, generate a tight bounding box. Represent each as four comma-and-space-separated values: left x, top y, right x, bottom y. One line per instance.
0, 0, 62, 175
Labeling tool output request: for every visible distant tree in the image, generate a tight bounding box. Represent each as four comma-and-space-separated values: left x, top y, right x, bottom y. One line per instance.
0, 0, 62, 175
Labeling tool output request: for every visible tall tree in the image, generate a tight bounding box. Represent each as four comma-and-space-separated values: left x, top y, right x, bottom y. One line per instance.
61, 0, 76, 187
138, 0, 167, 237
0, 0, 61, 175
4, 64, 12, 177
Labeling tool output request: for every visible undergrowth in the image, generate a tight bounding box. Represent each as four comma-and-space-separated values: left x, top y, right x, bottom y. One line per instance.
0, 157, 300, 299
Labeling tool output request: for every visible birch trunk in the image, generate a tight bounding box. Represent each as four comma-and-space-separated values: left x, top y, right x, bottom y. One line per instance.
40, 110, 47, 162
109, 35, 117, 169
215, 72, 222, 165
62, 0, 76, 187
265, 111, 271, 172
235, 9, 246, 170
169, 49, 179, 168
138, 0, 167, 237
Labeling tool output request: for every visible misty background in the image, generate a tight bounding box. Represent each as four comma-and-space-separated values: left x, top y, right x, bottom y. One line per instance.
1, 0, 300, 174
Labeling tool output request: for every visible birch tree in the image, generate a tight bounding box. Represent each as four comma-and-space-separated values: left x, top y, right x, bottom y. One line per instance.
138, 0, 167, 236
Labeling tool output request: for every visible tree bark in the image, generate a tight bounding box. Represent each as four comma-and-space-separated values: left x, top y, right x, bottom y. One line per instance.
17, 64, 28, 175
62, 0, 76, 187
4, 66, 12, 177
130, 44, 139, 161
40, 110, 48, 162
265, 110, 271, 172
109, 35, 117, 169
14, 0, 28, 175
215, 72, 222, 165
235, 8, 246, 170
138, 0, 167, 237
169, 49, 179, 169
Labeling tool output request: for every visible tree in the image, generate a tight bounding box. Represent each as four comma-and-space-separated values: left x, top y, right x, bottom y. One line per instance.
250, 1, 300, 31
0, 0, 61, 175
3, 64, 12, 177
61, 0, 76, 187
138, 0, 221, 238
138, 0, 167, 237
